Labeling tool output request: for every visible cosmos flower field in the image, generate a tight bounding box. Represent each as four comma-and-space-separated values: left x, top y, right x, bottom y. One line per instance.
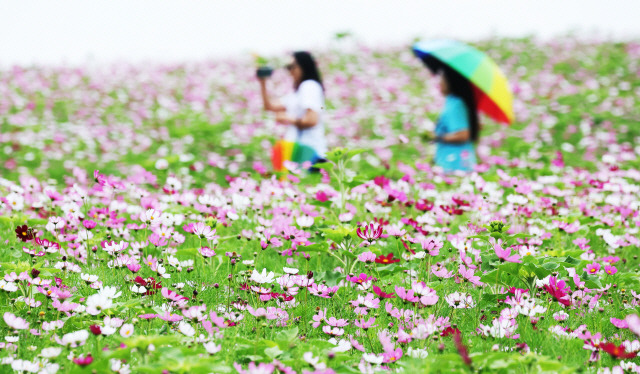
1, 37, 640, 373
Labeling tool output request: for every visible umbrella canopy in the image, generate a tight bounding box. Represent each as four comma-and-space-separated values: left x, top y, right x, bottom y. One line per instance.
271, 140, 319, 172
413, 39, 514, 124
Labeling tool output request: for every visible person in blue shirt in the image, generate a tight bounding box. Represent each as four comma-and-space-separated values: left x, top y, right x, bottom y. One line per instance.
433, 65, 479, 173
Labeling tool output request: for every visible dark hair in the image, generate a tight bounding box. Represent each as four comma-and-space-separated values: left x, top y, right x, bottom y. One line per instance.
293, 51, 323, 91
440, 65, 480, 142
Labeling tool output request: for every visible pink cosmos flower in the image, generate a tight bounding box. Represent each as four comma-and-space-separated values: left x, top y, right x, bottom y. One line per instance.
156, 311, 183, 322
82, 220, 97, 230
432, 263, 454, 279
573, 238, 590, 250
627, 314, 640, 337
611, 317, 629, 329
73, 354, 93, 367
357, 251, 377, 263
35, 238, 61, 253
3, 312, 29, 329
315, 191, 329, 202
347, 273, 373, 285
357, 222, 383, 243
127, 263, 141, 273
233, 362, 275, 374
372, 285, 395, 299
322, 326, 344, 336
585, 263, 601, 275
326, 317, 349, 327
491, 238, 521, 263
458, 265, 483, 286
419, 237, 443, 256
247, 306, 278, 320
553, 220, 580, 233
601, 256, 620, 264
394, 286, 419, 303
544, 276, 571, 306
419, 290, 439, 306
199, 246, 216, 258
354, 317, 376, 330
604, 265, 617, 275
312, 308, 327, 328
209, 311, 227, 328
148, 233, 168, 247
192, 222, 219, 241
382, 347, 403, 363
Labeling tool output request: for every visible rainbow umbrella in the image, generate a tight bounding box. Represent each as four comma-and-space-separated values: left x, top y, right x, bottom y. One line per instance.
413, 39, 514, 124
271, 140, 320, 172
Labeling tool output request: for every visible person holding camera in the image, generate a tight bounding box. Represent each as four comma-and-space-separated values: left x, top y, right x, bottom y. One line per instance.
257, 51, 327, 160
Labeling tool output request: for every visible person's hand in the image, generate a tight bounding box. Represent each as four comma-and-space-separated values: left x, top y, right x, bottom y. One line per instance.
275, 112, 294, 125
420, 131, 436, 142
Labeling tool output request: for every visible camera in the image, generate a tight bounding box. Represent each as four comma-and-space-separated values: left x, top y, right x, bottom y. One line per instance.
256, 66, 273, 78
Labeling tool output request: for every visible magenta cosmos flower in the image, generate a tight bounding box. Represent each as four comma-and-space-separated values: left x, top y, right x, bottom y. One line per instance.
347, 273, 373, 284
585, 263, 601, 275
357, 222, 383, 243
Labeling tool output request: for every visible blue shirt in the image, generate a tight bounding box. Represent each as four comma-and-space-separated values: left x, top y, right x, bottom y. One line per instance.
435, 95, 476, 172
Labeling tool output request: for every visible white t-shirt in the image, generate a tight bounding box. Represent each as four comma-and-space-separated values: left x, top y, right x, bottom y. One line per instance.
282, 80, 327, 157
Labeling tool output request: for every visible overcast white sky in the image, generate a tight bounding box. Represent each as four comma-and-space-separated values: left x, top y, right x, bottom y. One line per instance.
1, 0, 639, 66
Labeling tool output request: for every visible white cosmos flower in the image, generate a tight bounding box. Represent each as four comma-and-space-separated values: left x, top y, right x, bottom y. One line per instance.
203, 341, 222, 354
131, 285, 147, 294
61, 330, 89, 346
110, 359, 131, 374
178, 322, 195, 337
104, 316, 124, 328
101, 326, 117, 336
5, 192, 24, 211
85, 294, 113, 315
407, 347, 429, 358
303, 351, 320, 366
328, 338, 352, 353
363, 353, 384, 365
98, 286, 122, 299
43, 320, 64, 331
250, 268, 275, 284
120, 324, 134, 338
80, 273, 99, 283
296, 215, 314, 228
40, 362, 60, 374
283, 267, 299, 275
0, 280, 18, 292
40, 347, 62, 358
11, 359, 39, 372
77, 229, 93, 241
156, 264, 170, 279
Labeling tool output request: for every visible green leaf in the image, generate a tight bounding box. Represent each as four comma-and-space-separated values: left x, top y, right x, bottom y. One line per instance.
315, 270, 343, 287
321, 227, 354, 243
325, 148, 347, 163
312, 162, 334, 171
298, 243, 329, 253
264, 345, 283, 359
346, 148, 367, 159
274, 327, 299, 343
